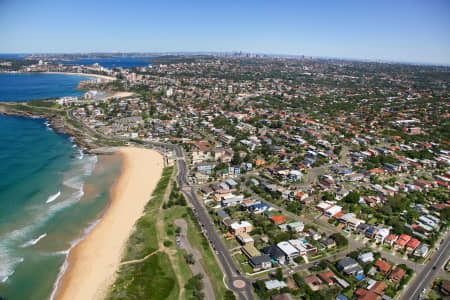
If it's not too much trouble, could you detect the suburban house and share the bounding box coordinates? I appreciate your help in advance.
[317,270,337,287]
[406,238,421,254]
[242,244,261,259]
[354,289,380,300]
[236,232,254,245]
[270,215,287,225]
[230,221,253,235]
[336,257,364,276]
[324,205,342,218]
[265,280,288,290]
[374,260,391,275]
[358,252,375,264]
[277,241,300,262]
[384,234,398,246]
[249,254,272,271]
[394,234,411,251]
[303,275,324,291]
[262,245,286,265]
[374,228,390,244]
[414,244,429,257]
[389,267,406,284]
[287,221,304,232]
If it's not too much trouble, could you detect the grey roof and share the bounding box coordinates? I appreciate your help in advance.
[201,186,213,194]
[262,245,285,259]
[250,254,271,265]
[265,280,287,290]
[225,179,238,186]
[337,257,358,270]
[217,209,230,220]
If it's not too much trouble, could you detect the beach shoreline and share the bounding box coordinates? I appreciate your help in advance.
[106,91,135,99]
[3,71,117,81]
[53,147,164,300]
[44,71,116,81]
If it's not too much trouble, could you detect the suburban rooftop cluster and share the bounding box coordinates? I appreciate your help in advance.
[3,54,449,300]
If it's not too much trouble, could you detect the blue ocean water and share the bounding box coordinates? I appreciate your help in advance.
[0,74,122,300]
[0,54,27,59]
[55,56,153,68]
[0,73,92,102]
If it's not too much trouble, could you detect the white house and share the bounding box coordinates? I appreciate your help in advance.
[375,228,390,244]
[324,205,342,218]
[277,241,299,261]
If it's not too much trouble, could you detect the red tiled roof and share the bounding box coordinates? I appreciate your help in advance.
[375,260,391,273]
[407,238,420,249]
[389,267,406,281]
[270,215,286,225]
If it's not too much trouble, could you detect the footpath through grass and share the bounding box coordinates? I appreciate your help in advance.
[106,166,178,300]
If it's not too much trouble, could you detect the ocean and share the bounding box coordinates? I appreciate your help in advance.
[54,56,153,69]
[0,74,123,300]
[0,73,92,102]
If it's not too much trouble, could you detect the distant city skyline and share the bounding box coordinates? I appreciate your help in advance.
[1,0,449,65]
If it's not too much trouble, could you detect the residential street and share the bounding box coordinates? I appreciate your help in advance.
[401,232,450,300]
[174,145,256,300]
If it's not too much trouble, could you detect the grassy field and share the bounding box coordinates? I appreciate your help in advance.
[185,208,229,299]
[0,102,64,115]
[109,251,179,300]
[106,166,229,300]
[106,167,179,300]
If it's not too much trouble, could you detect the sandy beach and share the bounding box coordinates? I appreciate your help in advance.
[54,147,164,300]
[107,91,135,99]
[45,71,116,81]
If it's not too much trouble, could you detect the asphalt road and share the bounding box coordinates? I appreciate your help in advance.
[401,232,450,300]
[174,146,255,300]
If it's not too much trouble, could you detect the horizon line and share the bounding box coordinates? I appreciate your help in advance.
[1,51,449,67]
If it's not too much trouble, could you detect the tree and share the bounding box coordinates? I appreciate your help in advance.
[295,256,305,264]
[330,233,348,248]
[224,290,236,300]
[441,207,450,223]
[231,151,242,165]
[275,268,284,281]
[343,191,360,204]
[273,232,291,244]
[184,253,195,264]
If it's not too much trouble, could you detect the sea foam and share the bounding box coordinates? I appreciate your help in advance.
[20,233,47,248]
[0,244,24,283]
[46,191,61,203]
[0,154,98,286]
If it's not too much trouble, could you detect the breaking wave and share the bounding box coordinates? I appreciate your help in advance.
[46,191,61,203]
[20,233,47,248]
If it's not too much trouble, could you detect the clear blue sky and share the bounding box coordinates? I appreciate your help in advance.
[1,0,449,64]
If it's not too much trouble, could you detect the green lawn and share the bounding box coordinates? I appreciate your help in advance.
[186,213,229,299]
[108,252,179,300]
[121,166,173,261]
[122,214,159,261]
